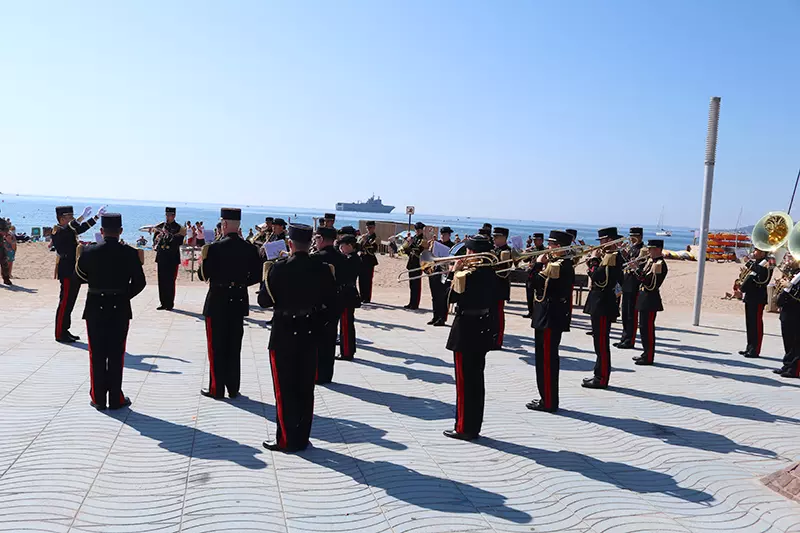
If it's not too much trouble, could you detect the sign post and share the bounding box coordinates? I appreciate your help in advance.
[405,206,415,233]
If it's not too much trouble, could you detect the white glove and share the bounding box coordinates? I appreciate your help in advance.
[80,206,92,219]
[97,206,107,216]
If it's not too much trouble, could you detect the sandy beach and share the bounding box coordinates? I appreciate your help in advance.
[7,242,749,315]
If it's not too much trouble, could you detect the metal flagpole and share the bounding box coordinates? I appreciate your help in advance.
[787,166,800,216]
[692,97,722,326]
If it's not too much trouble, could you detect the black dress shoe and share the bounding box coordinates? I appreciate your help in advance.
[89,401,107,411]
[525,399,557,412]
[200,389,225,399]
[67,331,81,341]
[582,376,594,383]
[780,371,797,378]
[229,392,239,399]
[773,368,786,375]
[738,350,748,355]
[634,359,653,366]
[632,355,643,362]
[109,397,132,410]
[427,318,436,325]
[264,319,273,327]
[56,336,76,344]
[157,305,167,310]
[522,313,531,319]
[442,429,479,441]
[743,353,760,359]
[616,343,634,350]
[585,331,592,336]
[263,439,282,451]
[582,378,608,389]
[433,320,446,327]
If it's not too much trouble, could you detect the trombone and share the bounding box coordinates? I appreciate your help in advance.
[397,251,497,281]
[493,237,627,273]
[622,254,649,274]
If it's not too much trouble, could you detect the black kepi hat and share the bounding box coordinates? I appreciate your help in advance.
[478,227,491,236]
[533,232,544,239]
[220,207,241,221]
[629,227,643,236]
[548,230,572,247]
[366,220,376,227]
[288,223,313,243]
[493,227,509,237]
[647,239,664,248]
[55,206,73,217]
[316,226,337,240]
[597,227,619,240]
[565,228,578,239]
[414,221,426,230]
[272,217,287,227]
[465,234,492,253]
[440,226,453,234]
[265,216,274,223]
[339,225,356,235]
[165,207,176,214]
[339,234,357,246]
[101,213,122,230]
[324,213,336,221]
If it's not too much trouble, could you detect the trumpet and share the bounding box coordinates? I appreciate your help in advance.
[493,238,627,273]
[622,254,649,274]
[397,251,496,281]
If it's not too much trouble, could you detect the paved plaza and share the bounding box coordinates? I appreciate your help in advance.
[1,281,800,532]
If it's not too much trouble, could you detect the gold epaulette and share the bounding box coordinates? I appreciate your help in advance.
[653,261,664,275]
[500,250,511,262]
[452,270,469,294]
[601,251,618,267]
[262,260,273,282]
[543,261,561,279]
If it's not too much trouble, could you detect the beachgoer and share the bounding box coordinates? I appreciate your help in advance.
[76,213,146,410]
[0,218,10,285]
[195,221,205,247]
[186,221,195,247]
[197,208,262,400]
[4,224,17,279]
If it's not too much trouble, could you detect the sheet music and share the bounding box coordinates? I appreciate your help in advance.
[95,232,103,244]
[264,240,288,260]
[432,241,450,258]
[510,235,524,251]
[203,229,215,242]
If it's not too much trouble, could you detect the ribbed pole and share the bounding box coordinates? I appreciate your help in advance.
[692,97,722,326]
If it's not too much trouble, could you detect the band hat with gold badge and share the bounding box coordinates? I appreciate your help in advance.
[101,213,123,230]
[288,223,313,243]
[493,227,509,237]
[548,230,573,247]
[465,234,493,253]
[533,232,544,240]
[264,216,274,223]
[324,213,336,222]
[565,228,578,241]
[272,217,287,228]
[597,227,620,241]
[629,227,644,237]
[165,207,176,215]
[440,226,453,235]
[339,225,357,236]
[316,226,337,240]
[55,206,74,218]
[414,221,426,230]
[220,207,242,221]
[339,234,357,246]
[647,239,664,249]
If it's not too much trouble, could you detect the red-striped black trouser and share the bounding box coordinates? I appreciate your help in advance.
[638,310,658,364]
[534,328,561,411]
[269,347,316,450]
[453,350,487,436]
[591,314,613,385]
[744,301,765,356]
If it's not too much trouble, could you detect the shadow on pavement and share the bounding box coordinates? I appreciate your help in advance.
[326,382,453,421]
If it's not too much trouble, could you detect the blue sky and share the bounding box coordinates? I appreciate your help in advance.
[1,0,798,228]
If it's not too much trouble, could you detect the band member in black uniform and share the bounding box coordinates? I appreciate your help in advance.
[615,227,645,349]
[737,248,773,358]
[404,222,427,310]
[523,233,545,319]
[152,207,185,310]
[262,224,337,452]
[443,235,496,440]
[323,213,337,229]
[53,205,102,342]
[251,216,273,246]
[582,227,622,389]
[777,272,800,377]
[358,221,379,303]
[76,213,146,410]
[0,218,9,285]
[526,230,575,412]
[197,208,262,399]
[270,218,287,243]
[337,234,361,360]
[428,226,455,326]
[490,227,512,350]
[313,226,345,384]
[633,240,669,365]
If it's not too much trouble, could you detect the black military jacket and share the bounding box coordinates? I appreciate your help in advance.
[52,217,97,280]
[492,244,512,301]
[340,251,362,309]
[636,256,668,312]
[405,234,426,270]
[531,257,575,332]
[446,265,497,353]
[198,233,262,317]
[621,243,645,293]
[76,237,146,320]
[262,252,337,350]
[154,221,184,265]
[359,233,379,267]
[313,245,347,317]
[740,259,772,305]
[778,282,800,322]
[584,251,622,317]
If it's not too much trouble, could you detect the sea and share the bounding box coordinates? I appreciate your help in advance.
[0,193,697,250]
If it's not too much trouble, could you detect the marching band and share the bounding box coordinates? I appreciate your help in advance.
[47,202,800,451]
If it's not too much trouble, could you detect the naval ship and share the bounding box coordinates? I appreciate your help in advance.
[336,195,395,213]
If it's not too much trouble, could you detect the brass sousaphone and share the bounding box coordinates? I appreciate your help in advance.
[735,211,796,290]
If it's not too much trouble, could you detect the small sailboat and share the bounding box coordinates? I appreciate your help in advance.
[656,206,672,237]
